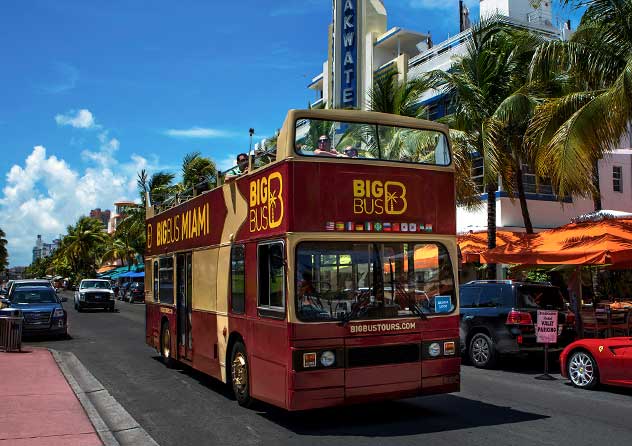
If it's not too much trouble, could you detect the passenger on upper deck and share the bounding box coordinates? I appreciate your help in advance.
[313,135,346,157]
[225,153,249,181]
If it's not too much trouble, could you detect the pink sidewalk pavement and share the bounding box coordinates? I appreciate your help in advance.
[0,348,102,446]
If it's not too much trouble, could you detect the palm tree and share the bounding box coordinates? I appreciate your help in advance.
[367,71,480,209]
[425,20,527,275]
[527,0,632,210]
[182,152,218,192]
[103,236,137,271]
[59,217,109,278]
[0,228,8,273]
[137,169,176,206]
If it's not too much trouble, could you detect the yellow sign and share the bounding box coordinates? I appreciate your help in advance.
[352,179,407,215]
[148,202,211,249]
[249,172,284,232]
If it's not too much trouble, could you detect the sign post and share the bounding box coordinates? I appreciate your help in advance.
[535,309,558,381]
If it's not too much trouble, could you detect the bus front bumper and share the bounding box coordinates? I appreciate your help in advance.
[287,357,460,411]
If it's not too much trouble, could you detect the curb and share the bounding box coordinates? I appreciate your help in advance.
[50,349,159,446]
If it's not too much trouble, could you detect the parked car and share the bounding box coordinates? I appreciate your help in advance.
[74,279,115,312]
[560,337,632,389]
[2,286,67,337]
[126,282,144,303]
[459,280,576,368]
[7,279,55,298]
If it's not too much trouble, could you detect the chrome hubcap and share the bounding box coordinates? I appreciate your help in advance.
[569,353,594,387]
[232,352,247,392]
[472,337,490,364]
[162,327,171,359]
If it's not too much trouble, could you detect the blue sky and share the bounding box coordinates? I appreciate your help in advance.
[0,0,581,266]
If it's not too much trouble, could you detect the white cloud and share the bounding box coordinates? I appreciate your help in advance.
[0,143,152,266]
[55,109,97,129]
[163,127,233,139]
[217,153,238,172]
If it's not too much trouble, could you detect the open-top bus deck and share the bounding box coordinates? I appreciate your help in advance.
[145,109,460,410]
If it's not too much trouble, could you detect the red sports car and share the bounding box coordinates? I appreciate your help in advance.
[560,337,632,389]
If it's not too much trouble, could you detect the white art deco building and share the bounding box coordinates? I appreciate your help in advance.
[308,0,632,233]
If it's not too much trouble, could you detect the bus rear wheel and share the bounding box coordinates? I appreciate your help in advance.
[230,341,253,407]
[160,321,175,368]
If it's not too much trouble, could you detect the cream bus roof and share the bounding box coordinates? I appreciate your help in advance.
[276,109,450,162]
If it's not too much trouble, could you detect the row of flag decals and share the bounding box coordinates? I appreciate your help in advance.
[325,221,433,232]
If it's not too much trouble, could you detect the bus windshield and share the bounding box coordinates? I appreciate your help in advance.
[295,118,450,166]
[295,241,456,322]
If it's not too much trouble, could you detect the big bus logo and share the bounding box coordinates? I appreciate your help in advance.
[249,171,284,232]
[353,179,407,215]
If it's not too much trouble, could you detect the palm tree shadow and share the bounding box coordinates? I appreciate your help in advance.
[255,395,548,437]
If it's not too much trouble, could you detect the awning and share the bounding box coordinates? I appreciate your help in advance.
[97,265,117,274]
[480,218,632,265]
[116,271,144,279]
[458,230,530,263]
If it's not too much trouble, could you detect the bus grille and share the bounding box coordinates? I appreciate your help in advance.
[347,344,420,368]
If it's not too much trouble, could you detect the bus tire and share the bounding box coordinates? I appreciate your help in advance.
[230,341,253,407]
[160,321,175,368]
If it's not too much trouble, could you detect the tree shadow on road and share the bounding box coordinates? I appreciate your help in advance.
[255,394,548,437]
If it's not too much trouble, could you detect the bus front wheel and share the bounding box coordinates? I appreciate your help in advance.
[230,341,253,407]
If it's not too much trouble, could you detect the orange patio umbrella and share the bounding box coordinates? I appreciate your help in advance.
[480,218,632,265]
[458,230,530,263]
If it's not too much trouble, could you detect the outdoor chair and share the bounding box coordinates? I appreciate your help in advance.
[581,310,607,338]
[610,309,629,336]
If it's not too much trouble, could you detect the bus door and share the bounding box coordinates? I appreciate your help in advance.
[176,252,193,360]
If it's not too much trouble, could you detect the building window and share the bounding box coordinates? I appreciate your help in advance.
[613,166,623,192]
[521,164,554,196]
[231,245,246,314]
[159,257,174,304]
[257,241,285,314]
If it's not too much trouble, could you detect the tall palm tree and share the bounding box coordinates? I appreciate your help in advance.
[367,71,480,209]
[425,20,528,275]
[0,228,8,272]
[527,0,632,210]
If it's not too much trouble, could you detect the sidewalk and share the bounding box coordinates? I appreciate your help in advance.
[0,348,102,446]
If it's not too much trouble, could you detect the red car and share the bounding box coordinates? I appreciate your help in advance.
[560,337,632,389]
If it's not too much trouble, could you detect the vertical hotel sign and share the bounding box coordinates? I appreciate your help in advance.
[336,0,358,107]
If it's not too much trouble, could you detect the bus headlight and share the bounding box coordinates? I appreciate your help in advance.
[320,350,335,367]
[428,342,441,357]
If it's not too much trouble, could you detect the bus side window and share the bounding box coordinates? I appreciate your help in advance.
[257,241,286,316]
[230,245,246,314]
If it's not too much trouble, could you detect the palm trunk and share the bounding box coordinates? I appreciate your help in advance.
[592,161,602,212]
[486,182,497,280]
[514,162,534,234]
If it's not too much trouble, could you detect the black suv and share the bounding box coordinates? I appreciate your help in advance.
[460,280,576,368]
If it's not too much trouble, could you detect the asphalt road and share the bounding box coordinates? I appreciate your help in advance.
[26,291,632,446]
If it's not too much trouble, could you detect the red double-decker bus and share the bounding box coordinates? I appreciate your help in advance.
[144,109,460,410]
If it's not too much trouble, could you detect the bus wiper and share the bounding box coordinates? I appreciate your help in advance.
[339,288,371,326]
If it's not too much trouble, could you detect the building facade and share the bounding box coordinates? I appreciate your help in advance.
[32,234,60,263]
[308,0,632,233]
[89,208,111,230]
[107,200,137,234]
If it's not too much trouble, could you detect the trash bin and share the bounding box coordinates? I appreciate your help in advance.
[0,308,23,352]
